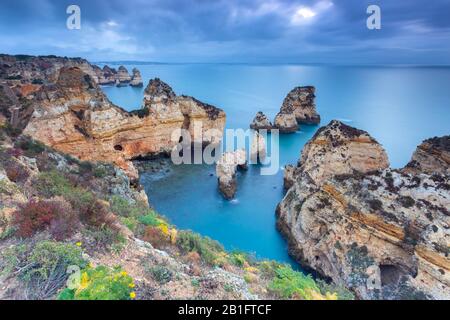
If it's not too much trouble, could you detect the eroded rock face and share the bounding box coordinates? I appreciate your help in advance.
[277,120,449,300]
[404,136,450,175]
[98,65,117,85]
[280,86,320,125]
[298,120,389,185]
[130,68,143,87]
[250,111,274,130]
[216,150,247,200]
[274,113,298,133]
[19,67,225,179]
[116,66,132,86]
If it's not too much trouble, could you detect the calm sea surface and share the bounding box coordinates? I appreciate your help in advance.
[101,64,450,265]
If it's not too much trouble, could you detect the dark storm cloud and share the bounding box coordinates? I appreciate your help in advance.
[0,0,449,64]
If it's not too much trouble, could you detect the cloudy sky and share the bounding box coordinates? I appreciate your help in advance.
[1,0,450,64]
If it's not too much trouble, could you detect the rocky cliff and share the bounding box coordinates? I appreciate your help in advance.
[277,120,449,300]
[0,54,143,89]
[0,55,226,179]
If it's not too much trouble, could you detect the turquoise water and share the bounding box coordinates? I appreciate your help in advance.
[101,64,450,265]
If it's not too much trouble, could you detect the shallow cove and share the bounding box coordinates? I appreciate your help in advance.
[101,63,450,266]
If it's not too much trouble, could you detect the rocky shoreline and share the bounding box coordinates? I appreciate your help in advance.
[1,53,448,300]
[0,55,226,180]
[277,120,449,300]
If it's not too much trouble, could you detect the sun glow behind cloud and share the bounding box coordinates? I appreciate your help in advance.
[291,1,333,25]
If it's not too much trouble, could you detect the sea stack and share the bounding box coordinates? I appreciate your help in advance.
[274,112,298,133]
[130,68,143,87]
[276,120,450,300]
[216,149,247,200]
[280,86,320,125]
[250,111,275,130]
[116,66,132,86]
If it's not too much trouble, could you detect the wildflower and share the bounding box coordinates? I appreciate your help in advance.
[158,224,169,235]
[121,271,128,277]
[129,282,135,288]
[75,242,82,247]
[130,292,136,299]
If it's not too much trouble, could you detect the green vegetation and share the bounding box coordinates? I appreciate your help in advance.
[58,266,135,300]
[268,264,333,300]
[148,265,173,284]
[176,230,224,266]
[0,241,86,299]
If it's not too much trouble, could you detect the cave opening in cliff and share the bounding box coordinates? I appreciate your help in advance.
[380,264,403,286]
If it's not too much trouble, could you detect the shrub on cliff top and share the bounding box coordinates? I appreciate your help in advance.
[13,199,79,239]
[268,265,337,300]
[58,265,135,300]
[1,241,86,299]
[176,230,224,265]
[14,136,46,157]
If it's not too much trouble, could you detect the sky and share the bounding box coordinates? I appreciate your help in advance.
[1,0,450,64]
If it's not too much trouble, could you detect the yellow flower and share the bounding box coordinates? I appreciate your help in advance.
[244,267,259,274]
[130,292,136,299]
[75,242,82,247]
[158,224,169,236]
[79,272,90,290]
[129,283,135,288]
[121,271,128,277]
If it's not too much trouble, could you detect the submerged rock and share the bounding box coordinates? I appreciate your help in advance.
[216,149,247,200]
[280,86,320,125]
[276,120,450,300]
[274,112,298,133]
[250,111,274,130]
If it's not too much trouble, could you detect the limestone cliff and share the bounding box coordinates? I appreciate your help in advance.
[277,120,449,300]
[0,55,226,179]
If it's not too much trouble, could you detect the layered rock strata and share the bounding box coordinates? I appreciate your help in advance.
[404,136,450,175]
[277,120,449,300]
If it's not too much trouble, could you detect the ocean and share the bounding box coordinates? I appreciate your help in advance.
[101,63,450,265]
